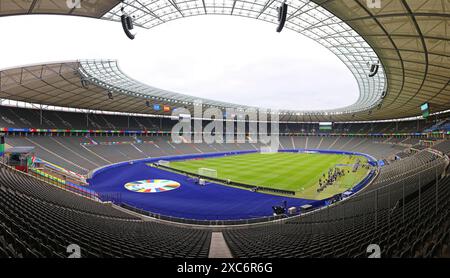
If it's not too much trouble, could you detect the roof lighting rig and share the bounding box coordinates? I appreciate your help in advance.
[120,1,136,40]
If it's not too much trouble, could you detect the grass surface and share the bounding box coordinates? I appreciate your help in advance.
[169,152,370,200]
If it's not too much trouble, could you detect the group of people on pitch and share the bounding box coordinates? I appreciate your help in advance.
[317,167,347,193]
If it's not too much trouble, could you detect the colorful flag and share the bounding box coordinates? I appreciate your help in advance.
[0,135,4,157]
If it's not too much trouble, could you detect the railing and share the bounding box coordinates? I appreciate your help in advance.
[0,162,100,201]
[120,203,288,226]
[282,158,448,226]
[113,156,448,228]
[1,154,447,229]
[157,164,296,196]
[90,149,380,225]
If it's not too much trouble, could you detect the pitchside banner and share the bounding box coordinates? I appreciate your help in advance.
[0,135,4,157]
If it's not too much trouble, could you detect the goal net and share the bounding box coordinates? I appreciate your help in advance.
[260,146,278,154]
[158,160,170,167]
[198,168,217,178]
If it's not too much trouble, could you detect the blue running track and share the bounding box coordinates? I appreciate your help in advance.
[89,161,312,220]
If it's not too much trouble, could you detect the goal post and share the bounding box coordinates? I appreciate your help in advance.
[198,168,217,178]
[158,160,170,167]
[260,146,278,154]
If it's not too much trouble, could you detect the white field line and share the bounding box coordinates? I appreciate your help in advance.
[317,137,324,149]
[81,145,112,164]
[339,137,354,150]
[167,141,177,149]
[50,137,101,168]
[24,137,88,172]
[328,136,340,150]
[348,138,367,151]
[131,143,144,153]
[191,143,204,153]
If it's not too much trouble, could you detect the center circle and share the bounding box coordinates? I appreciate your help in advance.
[124,179,181,193]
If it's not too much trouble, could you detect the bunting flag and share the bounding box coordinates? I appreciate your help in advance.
[0,135,4,157]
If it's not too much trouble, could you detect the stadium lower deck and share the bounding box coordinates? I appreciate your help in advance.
[0,0,449,260]
[168,152,370,198]
[5,134,405,175]
[88,151,372,220]
[91,160,313,220]
[0,108,449,258]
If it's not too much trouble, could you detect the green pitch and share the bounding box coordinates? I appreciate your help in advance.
[169,152,370,200]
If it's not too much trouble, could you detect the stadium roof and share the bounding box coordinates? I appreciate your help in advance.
[0,0,448,122]
[0,0,120,18]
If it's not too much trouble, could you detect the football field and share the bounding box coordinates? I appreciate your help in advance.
[169,152,370,200]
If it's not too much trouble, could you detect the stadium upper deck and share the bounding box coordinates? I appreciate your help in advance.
[0,0,448,122]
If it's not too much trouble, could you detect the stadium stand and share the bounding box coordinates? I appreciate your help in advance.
[0,0,448,259]
[394,151,415,160]
[0,107,437,133]
[0,164,136,219]
[1,123,449,258]
[0,146,447,258]
[0,163,211,258]
[3,134,444,176]
[432,141,450,155]
[224,154,449,258]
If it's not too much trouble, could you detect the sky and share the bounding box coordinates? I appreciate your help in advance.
[0,14,359,111]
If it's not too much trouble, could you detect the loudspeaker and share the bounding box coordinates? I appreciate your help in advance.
[276,3,288,33]
[107,92,114,100]
[80,79,90,89]
[368,64,379,77]
[126,15,134,30]
[121,14,135,40]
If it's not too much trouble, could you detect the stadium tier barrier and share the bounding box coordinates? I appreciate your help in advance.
[0,151,447,257]
[2,127,449,137]
[88,149,378,225]
[279,149,379,166]
[120,203,288,226]
[223,168,449,257]
[29,168,98,200]
[88,150,256,178]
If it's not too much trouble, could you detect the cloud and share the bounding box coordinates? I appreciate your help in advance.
[0,14,358,111]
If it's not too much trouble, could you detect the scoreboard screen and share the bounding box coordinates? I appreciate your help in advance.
[319,122,333,131]
[420,103,430,118]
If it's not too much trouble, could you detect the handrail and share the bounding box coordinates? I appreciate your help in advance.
[0,162,100,202]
